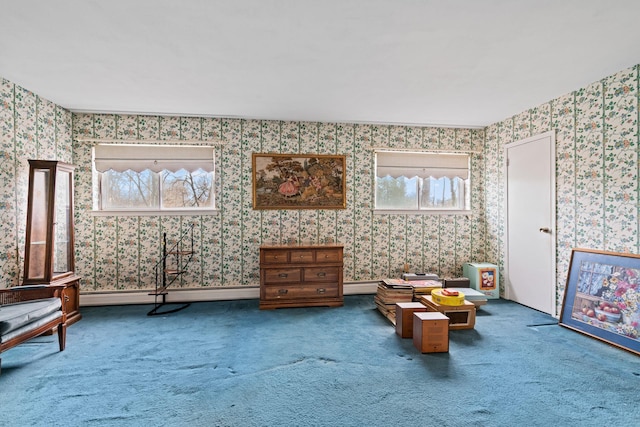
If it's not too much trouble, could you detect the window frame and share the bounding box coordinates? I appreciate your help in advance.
[373,150,472,215]
[92,144,218,216]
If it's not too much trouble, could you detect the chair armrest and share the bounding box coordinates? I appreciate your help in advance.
[0,285,64,305]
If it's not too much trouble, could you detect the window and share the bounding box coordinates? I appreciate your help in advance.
[374,151,470,212]
[93,144,215,212]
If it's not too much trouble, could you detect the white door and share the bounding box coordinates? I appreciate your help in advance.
[505,131,556,316]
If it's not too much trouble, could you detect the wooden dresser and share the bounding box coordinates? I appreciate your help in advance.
[259,244,344,309]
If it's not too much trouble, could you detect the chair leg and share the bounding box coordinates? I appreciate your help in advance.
[58,323,67,351]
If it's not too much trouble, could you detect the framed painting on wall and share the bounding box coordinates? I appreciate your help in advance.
[560,248,640,355]
[252,153,346,209]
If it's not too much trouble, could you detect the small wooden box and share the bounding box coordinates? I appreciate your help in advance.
[413,312,449,353]
[420,295,476,330]
[395,302,428,338]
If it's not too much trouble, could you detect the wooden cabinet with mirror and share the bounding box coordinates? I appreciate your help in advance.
[23,160,81,325]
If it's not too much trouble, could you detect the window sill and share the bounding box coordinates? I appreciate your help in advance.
[91,209,220,217]
[373,209,472,216]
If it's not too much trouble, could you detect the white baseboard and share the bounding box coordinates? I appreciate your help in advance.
[79,281,378,306]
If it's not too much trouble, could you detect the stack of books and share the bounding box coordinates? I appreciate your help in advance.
[407,279,443,298]
[401,273,440,281]
[374,279,413,323]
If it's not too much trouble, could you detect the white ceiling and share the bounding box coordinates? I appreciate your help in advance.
[1,0,639,128]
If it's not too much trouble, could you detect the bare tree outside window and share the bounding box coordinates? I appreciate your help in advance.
[100,168,213,210]
[103,170,159,208]
[376,176,464,210]
[162,169,213,208]
[419,177,464,209]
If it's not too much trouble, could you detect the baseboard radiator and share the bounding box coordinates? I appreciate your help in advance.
[79,281,379,306]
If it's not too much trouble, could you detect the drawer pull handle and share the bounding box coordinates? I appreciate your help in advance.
[278,289,288,295]
[317,288,326,294]
[317,272,326,277]
[64,295,70,302]
[278,273,288,278]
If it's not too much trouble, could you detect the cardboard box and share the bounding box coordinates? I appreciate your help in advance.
[413,311,449,353]
[402,273,439,281]
[463,263,499,299]
[420,295,476,330]
[395,302,428,338]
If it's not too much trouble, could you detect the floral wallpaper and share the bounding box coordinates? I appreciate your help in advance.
[0,78,73,288]
[71,116,486,291]
[1,64,639,313]
[484,64,639,314]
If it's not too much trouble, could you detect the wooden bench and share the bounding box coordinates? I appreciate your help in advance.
[0,285,67,374]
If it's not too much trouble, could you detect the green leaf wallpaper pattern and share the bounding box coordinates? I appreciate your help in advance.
[65,116,488,291]
[484,65,639,314]
[1,64,639,317]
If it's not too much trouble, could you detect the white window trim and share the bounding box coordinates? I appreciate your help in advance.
[373,209,472,215]
[91,209,219,217]
[374,150,471,213]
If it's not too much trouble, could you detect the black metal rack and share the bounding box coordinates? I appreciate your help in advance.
[148,223,195,316]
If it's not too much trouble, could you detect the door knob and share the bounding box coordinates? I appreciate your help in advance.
[539,227,551,234]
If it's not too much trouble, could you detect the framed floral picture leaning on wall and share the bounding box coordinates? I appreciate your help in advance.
[252,153,346,209]
[560,248,640,355]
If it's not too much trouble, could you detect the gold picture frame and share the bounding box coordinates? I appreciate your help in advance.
[252,153,346,210]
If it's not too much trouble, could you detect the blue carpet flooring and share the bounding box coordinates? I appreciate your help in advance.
[1,295,639,427]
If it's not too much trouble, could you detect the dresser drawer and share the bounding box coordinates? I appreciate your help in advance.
[261,250,290,264]
[263,268,301,284]
[315,249,342,263]
[289,250,314,263]
[262,284,339,301]
[304,266,341,282]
